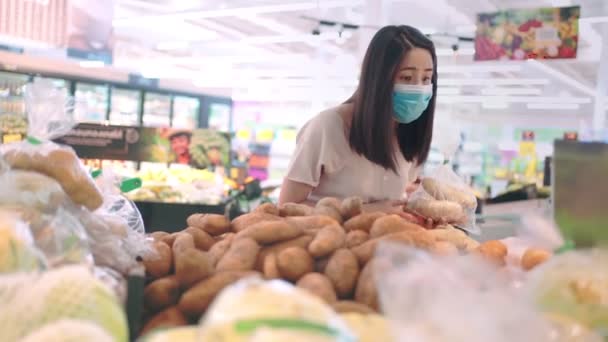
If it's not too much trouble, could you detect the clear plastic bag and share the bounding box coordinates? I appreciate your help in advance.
[406,164,479,233]
[0,265,128,342]
[198,277,356,342]
[0,210,46,273]
[374,241,553,342]
[0,78,103,211]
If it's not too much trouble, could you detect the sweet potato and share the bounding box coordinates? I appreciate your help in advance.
[296,273,337,303]
[255,235,314,270]
[175,249,214,288]
[254,202,280,216]
[216,237,260,272]
[344,212,386,232]
[521,248,551,271]
[316,197,342,211]
[340,197,363,220]
[187,213,231,236]
[279,203,314,217]
[235,220,302,245]
[161,233,179,247]
[184,227,215,251]
[143,276,180,312]
[355,259,379,310]
[346,230,369,248]
[430,241,459,256]
[408,199,466,224]
[178,271,259,317]
[286,216,339,232]
[332,301,375,314]
[315,257,330,273]
[143,241,173,278]
[475,240,508,266]
[140,307,188,336]
[149,231,170,242]
[308,224,346,258]
[369,215,426,239]
[325,249,359,298]
[262,253,280,279]
[277,246,314,282]
[313,205,343,224]
[351,232,416,265]
[208,233,234,266]
[231,212,283,233]
[172,233,195,257]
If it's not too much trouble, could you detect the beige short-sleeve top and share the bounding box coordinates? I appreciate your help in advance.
[285,106,420,203]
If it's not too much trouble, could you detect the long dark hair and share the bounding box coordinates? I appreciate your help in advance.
[348,25,437,172]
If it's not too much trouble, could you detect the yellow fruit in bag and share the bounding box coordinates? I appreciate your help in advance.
[0,213,41,272]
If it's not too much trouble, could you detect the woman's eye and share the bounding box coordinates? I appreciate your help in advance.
[423,77,431,84]
[400,75,412,81]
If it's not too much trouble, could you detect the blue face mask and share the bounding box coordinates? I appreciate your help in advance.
[392,84,433,124]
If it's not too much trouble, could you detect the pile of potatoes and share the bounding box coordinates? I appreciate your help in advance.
[139,197,550,335]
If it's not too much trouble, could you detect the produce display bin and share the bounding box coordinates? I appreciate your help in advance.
[135,200,228,232]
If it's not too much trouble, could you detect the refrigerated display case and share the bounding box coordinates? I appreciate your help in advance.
[74,82,109,123]
[0,71,28,142]
[143,92,171,127]
[172,95,199,129]
[110,87,141,125]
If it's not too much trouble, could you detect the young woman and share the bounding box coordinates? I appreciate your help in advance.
[279,25,437,214]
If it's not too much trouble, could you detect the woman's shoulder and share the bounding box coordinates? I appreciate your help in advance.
[302,104,352,136]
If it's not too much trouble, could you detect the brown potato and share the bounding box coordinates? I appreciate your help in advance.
[216,237,260,272]
[521,248,551,271]
[143,241,173,279]
[172,233,195,257]
[161,233,179,247]
[308,224,346,258]
[149,231,170,242]
[235,220,302,245]
[296,273,337,304]
[186,213,231,236]
[178,271,259,317]
[184,227,215,251]
[346,230,369,248]
[355,259,379,310]
[143,276,180,312]
[262,253,280,279]
[332,301,375,314]
[140,306,188,336]
[286,216,339,232]
[313,205,343,224]
[255,235,314,270]
[325,249,359,298]
[344,212,386,232]
[316,197,342,211]
[254,202,280,216]
[340,197,363,221]
[175,249,214,288]
[208,233,234,266]
[231,212,283,233]
[277,246,314,282]
[369,215,426,239]
[279,203,314,217]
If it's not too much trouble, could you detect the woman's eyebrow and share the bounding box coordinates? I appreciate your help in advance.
[399,67,434,71]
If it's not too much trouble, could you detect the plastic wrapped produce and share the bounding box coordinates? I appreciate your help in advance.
[0,265,128,342]
[198,277,356,342]
[19,319,114,342]
[374,242,552,342]
[0,78,103,211]
[0,211,45,272]
[406,164,478,233]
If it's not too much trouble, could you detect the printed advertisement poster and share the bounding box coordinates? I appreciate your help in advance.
[475,6,580,61]
[56,124,231,169]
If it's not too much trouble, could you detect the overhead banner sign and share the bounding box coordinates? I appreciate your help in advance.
[55,123,231,169]
[475,6,580,61]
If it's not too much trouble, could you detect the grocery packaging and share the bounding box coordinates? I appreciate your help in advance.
[0,211,44,272]
[406,164,479,233]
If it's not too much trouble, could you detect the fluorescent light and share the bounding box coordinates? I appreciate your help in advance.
[436,47,475,56]
[482,101,509,109]
[437,87,461,96]
[440,95,591,104]
[156,41,190,50]
[527,103,580,110]
[79,60,105,68]
[114,0,361,26]
[439,63,522,74]
[481,87,543,96]
[440,78,550,86]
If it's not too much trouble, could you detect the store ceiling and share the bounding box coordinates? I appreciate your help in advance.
[111,0,608,113]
